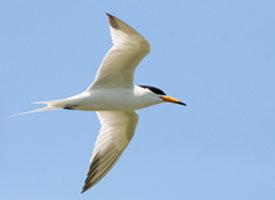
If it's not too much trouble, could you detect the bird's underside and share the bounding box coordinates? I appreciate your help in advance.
[81,111,138,192]
[81,13,151,192]
[19,13,185,194]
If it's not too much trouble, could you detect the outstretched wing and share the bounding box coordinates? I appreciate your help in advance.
[87,13,150,90]
[81,111,138,193]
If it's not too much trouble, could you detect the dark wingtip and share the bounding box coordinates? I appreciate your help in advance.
[106,13,116,21]
[81,180,89,194]
[81,184,90,194]
[106,13,119,29]
[106,13,112,17]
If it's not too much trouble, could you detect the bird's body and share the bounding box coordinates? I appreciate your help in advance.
[50,86,162,111]
[20,13,186,193]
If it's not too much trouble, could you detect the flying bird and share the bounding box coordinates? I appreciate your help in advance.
[20,13,186,193]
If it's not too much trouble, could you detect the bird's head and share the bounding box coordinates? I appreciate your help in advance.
[139,85,186,106]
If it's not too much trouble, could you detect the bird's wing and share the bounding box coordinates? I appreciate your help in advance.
[87,13,150,90]
[81,111,138,193]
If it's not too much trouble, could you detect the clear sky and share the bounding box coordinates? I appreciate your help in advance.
[1,0,275,199]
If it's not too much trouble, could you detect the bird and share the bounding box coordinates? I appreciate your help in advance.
[18,13,186,193]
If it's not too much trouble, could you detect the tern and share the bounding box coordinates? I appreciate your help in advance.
[19,13,186,193]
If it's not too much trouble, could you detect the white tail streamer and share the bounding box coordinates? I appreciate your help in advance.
[9,101,61,118]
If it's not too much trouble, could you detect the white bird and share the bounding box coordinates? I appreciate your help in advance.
[20,13,186,193]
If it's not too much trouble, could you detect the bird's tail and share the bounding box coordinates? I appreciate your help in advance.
[10,99,67,117]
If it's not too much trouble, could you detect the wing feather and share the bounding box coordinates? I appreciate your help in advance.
[87,14,150,90]
[81,111,138,193]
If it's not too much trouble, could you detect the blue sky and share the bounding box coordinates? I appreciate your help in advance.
[1,0,275,199]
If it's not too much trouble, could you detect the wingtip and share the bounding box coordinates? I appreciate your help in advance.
[106,12,112,17]
[106,13,119,29]
[80,185,86,193]
[106,13,115,20]
[81,185,90,194]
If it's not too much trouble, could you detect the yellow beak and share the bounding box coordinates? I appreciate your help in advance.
[161,96,186,106]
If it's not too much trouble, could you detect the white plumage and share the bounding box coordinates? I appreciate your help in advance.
[88,13,150,90]
[18,13,185,193]
[82,111,138,191]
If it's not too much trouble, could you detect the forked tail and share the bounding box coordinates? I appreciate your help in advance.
[10,99,66,117]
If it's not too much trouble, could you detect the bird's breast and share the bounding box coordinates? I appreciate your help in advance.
[72,88,161,111]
